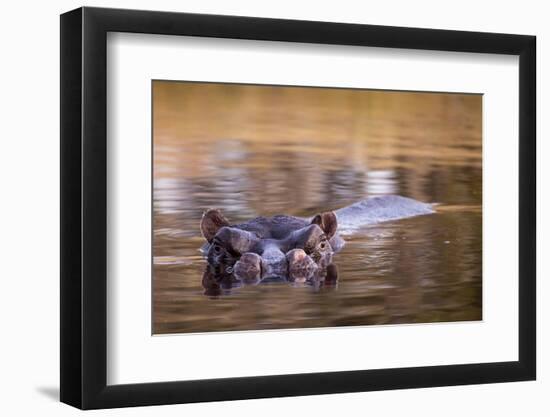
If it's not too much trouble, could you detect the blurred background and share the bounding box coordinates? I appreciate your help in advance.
[152,81,482,334]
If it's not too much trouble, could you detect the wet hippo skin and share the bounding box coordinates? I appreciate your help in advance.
[201,209,338,282]
[200,195,434,287]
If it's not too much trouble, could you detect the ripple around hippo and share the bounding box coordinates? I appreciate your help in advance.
[199,195,434,293]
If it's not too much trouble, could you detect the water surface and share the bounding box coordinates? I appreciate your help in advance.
[152,82,482,334]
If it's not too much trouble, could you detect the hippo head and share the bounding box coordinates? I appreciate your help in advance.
[200,209,338,282]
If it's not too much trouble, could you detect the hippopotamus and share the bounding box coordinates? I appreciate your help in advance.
[200,195,434,287]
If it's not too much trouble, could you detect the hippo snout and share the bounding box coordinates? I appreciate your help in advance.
[233,245,290,281]
[233,250,289,281]
[233,246,321,283]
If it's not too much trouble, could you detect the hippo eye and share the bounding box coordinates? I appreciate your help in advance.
[213,244,222,253]
[319,241,327,250]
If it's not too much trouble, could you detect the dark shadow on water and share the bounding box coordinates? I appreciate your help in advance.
[201,263,339,297]
[36,386,59,401]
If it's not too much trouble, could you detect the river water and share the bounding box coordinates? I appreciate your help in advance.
[152,81,482,334]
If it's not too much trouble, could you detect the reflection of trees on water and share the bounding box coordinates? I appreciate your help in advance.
[154,156,481,220]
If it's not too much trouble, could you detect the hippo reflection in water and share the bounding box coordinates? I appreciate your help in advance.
[200,195,434,294]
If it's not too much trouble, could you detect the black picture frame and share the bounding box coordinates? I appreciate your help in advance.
[60,6,536,410]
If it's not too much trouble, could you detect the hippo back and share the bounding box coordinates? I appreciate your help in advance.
[334,195,434,235]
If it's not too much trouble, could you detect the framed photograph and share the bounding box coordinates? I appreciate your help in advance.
[60,6,536,409]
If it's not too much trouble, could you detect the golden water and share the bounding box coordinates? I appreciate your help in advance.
[152,81,482,334]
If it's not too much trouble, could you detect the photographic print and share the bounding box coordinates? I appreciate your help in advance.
[152,81,482,335]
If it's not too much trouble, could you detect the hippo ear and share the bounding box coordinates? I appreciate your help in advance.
[200,209,230,242]
[311,211,337,239]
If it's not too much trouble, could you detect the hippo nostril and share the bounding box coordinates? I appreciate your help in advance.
[233,253,263,282]
[286,248,308,264]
